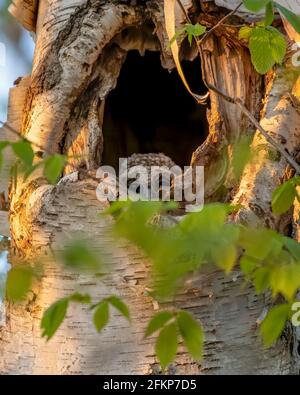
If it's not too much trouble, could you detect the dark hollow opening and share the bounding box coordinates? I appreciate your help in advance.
[102,50,209,169]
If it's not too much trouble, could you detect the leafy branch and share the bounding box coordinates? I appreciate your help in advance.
[145,310,204,369]
[241,1,300,73]
[0,120,66,185]
[104,200,300,359]
[0,120,100,185]
[19,198,300,367]
[41,293,130,341]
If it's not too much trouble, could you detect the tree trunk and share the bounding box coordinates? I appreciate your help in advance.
[1,0,300,374]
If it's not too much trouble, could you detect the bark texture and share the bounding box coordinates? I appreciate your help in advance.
[1,0,300,374]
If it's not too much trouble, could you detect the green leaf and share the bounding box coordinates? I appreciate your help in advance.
[270,263,300,300]
[274,2,300,34]
[169,28,186,47]
[61,241,103,272]
[212,244,237,274]
[283,237,300,261]
[0,141,9,151]
[239,26,253,41]
[185,23,206,38]
[0,141,9,172]
[108,295,130,321]
[12,141,34,167]
[267,26,287,63]
[6,266,34,302]
[180,203,228,233]
[264,1,274,26]
[0,136,10,170]
[248,28,271,74]
[155,323,178,369]
[145,311,174,337]
[272,180,296,214]
[231,135,254,179]
[239,227,282,261]
[0,141,10,170]
[293,176,300,187]
[10,162,18,189]
[102,200,131,216]
[243,0,270,12]
[93,301,109,332]
[249,27,286,74]
[253,267,271,293]
[23,162,43,181]
[41,298,69,341]
[177,311,204,360]
[240,255,257,275]
[260,304,290,347]
[69,292,91,304]
[44,154,65,184]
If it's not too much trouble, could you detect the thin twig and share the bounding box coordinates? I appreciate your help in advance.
[235,100,300,174]
[175,0,191,22]
[198,2,243,45]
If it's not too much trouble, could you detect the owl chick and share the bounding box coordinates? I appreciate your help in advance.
[127,152,177,188]
[96,153,177,203]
